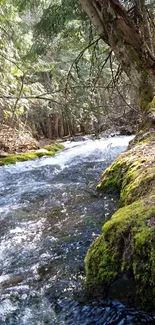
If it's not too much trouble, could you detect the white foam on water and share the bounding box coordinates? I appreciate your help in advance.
[0,135,134,174]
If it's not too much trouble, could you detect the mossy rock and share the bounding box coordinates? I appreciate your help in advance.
[85,198,155,310]
[44,143,64,152]
[85,137,155,311]
[0,143,64,166]
[97,142,155,206]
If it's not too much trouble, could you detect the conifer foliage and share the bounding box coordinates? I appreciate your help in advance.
[0,0,147,140]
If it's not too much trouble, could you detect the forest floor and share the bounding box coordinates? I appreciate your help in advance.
[0,120,137,155]
[0,125,39,153]
[0,124,65,165]
[0,124,82,154]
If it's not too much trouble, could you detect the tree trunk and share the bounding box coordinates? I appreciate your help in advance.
[58,114,64,138]
[80,0,155,131]
[53,112,59,139]
[45,114,52,138]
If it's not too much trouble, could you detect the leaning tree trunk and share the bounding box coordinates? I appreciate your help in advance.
[80,0,155,131]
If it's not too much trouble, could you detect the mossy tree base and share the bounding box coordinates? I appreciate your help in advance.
[85,137,155,311]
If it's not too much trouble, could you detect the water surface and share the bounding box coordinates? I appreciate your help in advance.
[0,135,154,324]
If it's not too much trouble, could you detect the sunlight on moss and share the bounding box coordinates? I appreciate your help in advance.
[85,137,155,310]
[0,143,64,166]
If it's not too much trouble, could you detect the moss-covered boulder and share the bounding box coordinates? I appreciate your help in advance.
[85,138,155,311]
[0,143,64,166]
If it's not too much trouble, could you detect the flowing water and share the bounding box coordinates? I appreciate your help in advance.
[0,135,154,325]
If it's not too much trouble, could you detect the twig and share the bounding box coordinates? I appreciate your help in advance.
[65,37,101,94]
[0,51,21,69]
[109,55,137,112]
[0,95,63,105]
[91,50,112,94]
[11,74,25,123]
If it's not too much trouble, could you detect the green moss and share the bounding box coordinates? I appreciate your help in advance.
[85,198,155,309]
[137,138,150,145]
[121,167,155,206]
[97,148,155,206]
[0,153,36,165]
[44,143,64,152]
[140,75,154,111]
[85,137,155,310]
[85,235,118,289]
[0,143,64,166]
[140,90,153,111]
[147,96,155,109]
[97,156,127,192]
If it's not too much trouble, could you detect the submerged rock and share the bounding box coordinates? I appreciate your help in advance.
[71,136,88,142]
[1,275,24,288]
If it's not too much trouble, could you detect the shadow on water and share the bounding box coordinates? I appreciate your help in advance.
[0,135,154,324]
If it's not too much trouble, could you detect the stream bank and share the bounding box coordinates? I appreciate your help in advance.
[0,143,64,166]
[0,135,154,324]
[85,133,155,312]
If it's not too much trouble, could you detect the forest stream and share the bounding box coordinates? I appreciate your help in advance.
[0,135,154,325]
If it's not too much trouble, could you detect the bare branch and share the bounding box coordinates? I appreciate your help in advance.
[0,51,21,70]
[11,74,25,122]
[0,95,63,106]
[91,50,112,93]
[65,37,101,94]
